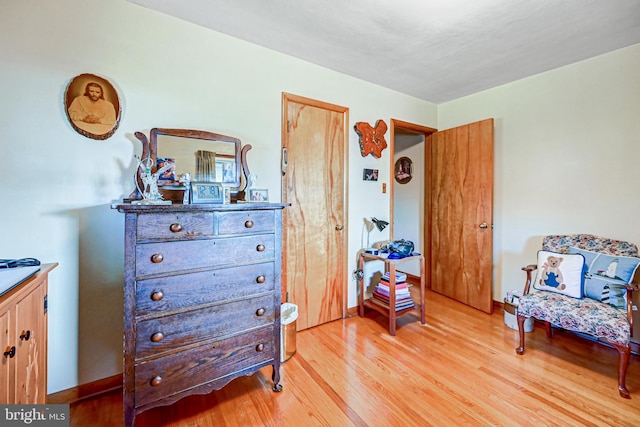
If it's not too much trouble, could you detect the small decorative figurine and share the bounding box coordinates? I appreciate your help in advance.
[179,173,191,204]
[132,157,173,205]
[248,173,258,189]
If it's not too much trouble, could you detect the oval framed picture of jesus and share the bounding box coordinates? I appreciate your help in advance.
[64,73,121,140]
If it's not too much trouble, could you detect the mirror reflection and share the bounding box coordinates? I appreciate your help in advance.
[129,128,249,204]
[157,135,238,186]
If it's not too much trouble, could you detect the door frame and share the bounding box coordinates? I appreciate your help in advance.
[281,92,350,319]
[389,119,437,287]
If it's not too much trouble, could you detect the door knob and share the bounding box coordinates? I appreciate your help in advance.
[4,346,15,358]
[335,224,344,231]
[479,223,488,229]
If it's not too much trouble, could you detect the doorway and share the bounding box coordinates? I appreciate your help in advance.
[281,93,348,331]
[390,119,494,313]
[390,120,436,279]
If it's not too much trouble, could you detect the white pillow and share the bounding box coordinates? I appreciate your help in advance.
[533,250,585,298]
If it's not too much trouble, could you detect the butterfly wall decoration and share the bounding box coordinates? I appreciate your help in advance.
[354,120,388,158]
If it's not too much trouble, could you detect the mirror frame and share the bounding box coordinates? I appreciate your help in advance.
[128,128,251,203]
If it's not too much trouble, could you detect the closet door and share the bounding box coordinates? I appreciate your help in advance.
[430,119,494,313]
[282,93,347,330]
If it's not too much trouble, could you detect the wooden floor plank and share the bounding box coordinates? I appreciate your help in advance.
[70,289,640,426]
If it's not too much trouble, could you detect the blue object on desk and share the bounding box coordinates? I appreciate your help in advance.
[381,239,414,258]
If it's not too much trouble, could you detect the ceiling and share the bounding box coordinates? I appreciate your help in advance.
[129,0,640,103]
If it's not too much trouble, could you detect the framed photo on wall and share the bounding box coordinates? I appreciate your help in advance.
[363,168,378,181]
[64,73,121,140]
[394,157,413,184]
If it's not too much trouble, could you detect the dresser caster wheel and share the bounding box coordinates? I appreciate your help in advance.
[272,384,283,392]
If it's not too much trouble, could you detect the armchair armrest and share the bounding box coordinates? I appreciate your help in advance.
[624,283,639,292]
[521,264,538,295]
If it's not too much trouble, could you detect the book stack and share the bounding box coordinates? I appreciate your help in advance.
[370,271,414,311]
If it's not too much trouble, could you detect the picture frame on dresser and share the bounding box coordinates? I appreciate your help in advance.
[249,189,269,202]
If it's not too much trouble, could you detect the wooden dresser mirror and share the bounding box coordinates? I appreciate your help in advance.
[128,128,252,203]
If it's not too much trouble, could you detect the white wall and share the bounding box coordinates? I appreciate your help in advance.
[0,0,437,393]
[438,43,640,302]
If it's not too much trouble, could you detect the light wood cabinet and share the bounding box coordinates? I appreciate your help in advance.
[0,263,56,404]
[115,204,286,427]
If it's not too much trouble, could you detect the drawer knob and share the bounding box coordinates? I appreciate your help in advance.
[151,291,164,301]
[256,244,265,252]
[256,308,266,316]
[3,346,16,359]
[20,330,31,341]
[151,254,164,263]
[256,343,265,352]
[151,332,164,342]
[150,376,162,387]
[245,220,254,229]
[256,275,266,284]
[169,223,183,233]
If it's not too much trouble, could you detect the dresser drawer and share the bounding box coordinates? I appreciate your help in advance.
[134,326,274,408]
[137,212,214,240]
[136,262,276,316]
[135,293,275,359]
[218,210,275,235]
[135,234,275,277]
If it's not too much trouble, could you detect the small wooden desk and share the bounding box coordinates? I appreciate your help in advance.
[358,252,425,335]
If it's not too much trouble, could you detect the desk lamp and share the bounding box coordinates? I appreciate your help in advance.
[363,217,389,254]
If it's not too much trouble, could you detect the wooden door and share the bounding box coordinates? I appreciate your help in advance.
[282,93,348,331]
[430,119,494,313]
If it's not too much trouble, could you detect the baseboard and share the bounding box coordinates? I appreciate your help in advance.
[47,373,122,404]
[346,306,359,317]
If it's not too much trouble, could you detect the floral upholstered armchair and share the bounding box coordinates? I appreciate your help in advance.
[515,234,640,398]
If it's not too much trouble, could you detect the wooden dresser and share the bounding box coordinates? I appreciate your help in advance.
[114,203,286,426]
[0,263,56,404]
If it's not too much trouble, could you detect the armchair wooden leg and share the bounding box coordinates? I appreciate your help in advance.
[516,314,527,354]
[613,343,631,399]
[544,321,553,338]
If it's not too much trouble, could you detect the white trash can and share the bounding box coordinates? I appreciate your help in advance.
[504,299,533,332]
[280,303,298,363]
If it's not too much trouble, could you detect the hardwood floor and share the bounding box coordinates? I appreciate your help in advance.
[69,289,640,426]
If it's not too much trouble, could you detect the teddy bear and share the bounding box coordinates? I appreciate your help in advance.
[540,255,566,290]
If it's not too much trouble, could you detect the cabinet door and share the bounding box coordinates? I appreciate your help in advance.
[0,308,13,403]
[14,282,46,404]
